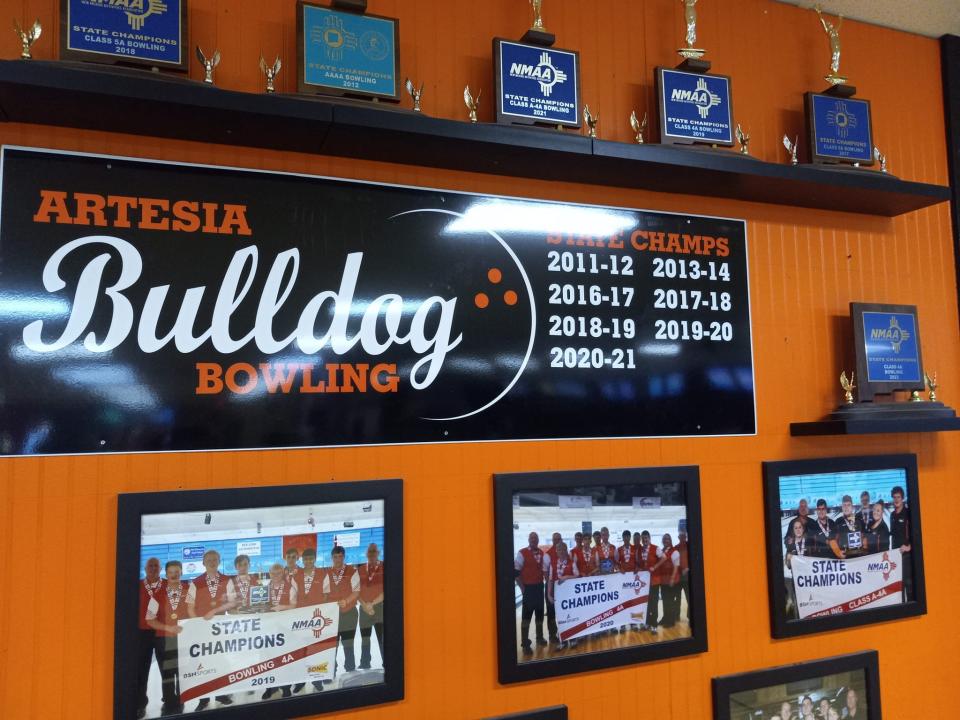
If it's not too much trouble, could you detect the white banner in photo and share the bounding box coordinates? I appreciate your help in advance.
[554,571,650,641]
[236,541,261,556]
[792,549,903,619]
[333,532,361,548]
[176,603,340,703]
[558,495,592,509]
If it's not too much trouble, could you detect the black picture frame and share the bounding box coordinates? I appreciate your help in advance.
[494,465,707,684]
[762,454,926,639]
[485,706,568,720]
[850,302,926,402]
[805,92,875,166]
[493,38,582,129]
[712,650,882,720]
[655,66,736,147]
[114,479,404,720]
[296,0,401,102]
[59,0,189,72]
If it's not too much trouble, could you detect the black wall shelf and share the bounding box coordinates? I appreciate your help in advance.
[0,60,950,217]
[791,417,960,436]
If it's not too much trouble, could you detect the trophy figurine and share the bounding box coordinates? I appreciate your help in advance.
[782,134,799,165]
[925,371,938,402]
[530,0,546,31]
[873,146,888,173]
[464,85,481,123]
[678,0,705,60]
[196,47,221,85]
[735,124,750,155]
[13,18,41,60]
[405,78,424,112]
[840,371,856,405]
[814,5,847,86]
[259,55,282,94]
[630,110,647,144]
[583,105,599,138]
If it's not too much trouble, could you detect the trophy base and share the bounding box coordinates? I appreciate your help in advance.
[521,28,556,47]
[678,48,707,61]
[827,400,957,422]
[823,80,856,97]
[332,0,368,12]
[811,163,898,179]
[675,57,711,74]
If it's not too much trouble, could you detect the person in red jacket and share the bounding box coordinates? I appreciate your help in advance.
[188,549,238,710]
[326,545,361,677]
[262,562,299,700]
[677,530,690,623]
[145,560,195,716]
[136,557,163,719]
[358,543,384,670]
[617,530,636,633]
[514,531,547,655]
[637,531,661,634]
[543,532,562,645]
[571,533,597,578]
[227,554,261,613]
[292,548,326,694]
[546,542,578,649]
[657,534,681,628]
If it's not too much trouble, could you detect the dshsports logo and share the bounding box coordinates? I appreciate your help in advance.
[826,100,859,140]
[867,552,897,581]
[509,51,568,97]
[870,316,911,353]
[83,0,169,31]
[182,663,217,680]
[670,76,722,119]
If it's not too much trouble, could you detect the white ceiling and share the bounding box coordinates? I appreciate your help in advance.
[774,0,960,38]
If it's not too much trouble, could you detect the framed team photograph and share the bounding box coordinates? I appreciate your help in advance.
[494,466,707,684]
[763,454,926,639]
[712,650,881,720]
[114,480,403,720]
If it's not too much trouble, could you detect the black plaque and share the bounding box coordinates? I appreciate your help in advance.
[0,146,755,456]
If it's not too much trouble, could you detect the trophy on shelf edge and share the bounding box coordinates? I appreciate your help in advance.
[655,0,735,149]
[803,5,879,170]
[296,0,401,101]
[493,0,581,130]
[819,302,958,425]
[58,0,188,72]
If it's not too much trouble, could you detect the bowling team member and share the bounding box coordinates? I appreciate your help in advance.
[358,543,384,670]
[261,563,299,700]
[136,558,163,719]
[658,534,681,628]
[617,530,636,633]
[784,498,819,550]
[858,491,873,529]
[227,554,260,613]
[284,547,301,580]
[863,501,890,554]
[843,688,862,718]
[811,499,839,558]
[834,495,866,558]
[145,560,195,716]
[189,550,237,710]
[889,485,912,601]
[326,545,361,675]
[780,700,796,720]
[784,517,810,619]
[514,532,546,655]
[545,542,578,649]
[595,527,618,574]
[676,530,690,623]
[292,547,327,693]
[572,533,597,578]
[543,532,562,645]
[637,530,660,634]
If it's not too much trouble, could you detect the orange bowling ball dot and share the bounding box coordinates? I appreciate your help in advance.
[503,290,518,306]
[475,293,490,308]
[488,268,502,284]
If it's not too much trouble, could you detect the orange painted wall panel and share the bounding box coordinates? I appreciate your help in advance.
[0,1,957,718]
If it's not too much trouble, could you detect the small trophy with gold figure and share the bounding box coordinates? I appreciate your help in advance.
[925,371,938,402]
[840,371,856,405]
[13,18,41,60]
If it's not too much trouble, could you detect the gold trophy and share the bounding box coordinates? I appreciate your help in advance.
[814,5,847,86]
[405,78,424,112]
[925,371,938,402]
[840,371,856,405]
[629,110,647,144]
[13,18,41,60]
[782,134,799,165]
[735,124,750,155]
[678,0,705,60]
[873,146,888,173]
[259,55,282,94]
[583,105,599,138]
[196,47,221,85]
[530,0,546,31]
[464,86,481,123]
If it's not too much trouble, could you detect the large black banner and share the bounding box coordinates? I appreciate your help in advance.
[0,147,754,456]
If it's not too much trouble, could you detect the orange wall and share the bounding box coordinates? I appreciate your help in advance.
[0,1,957,718]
